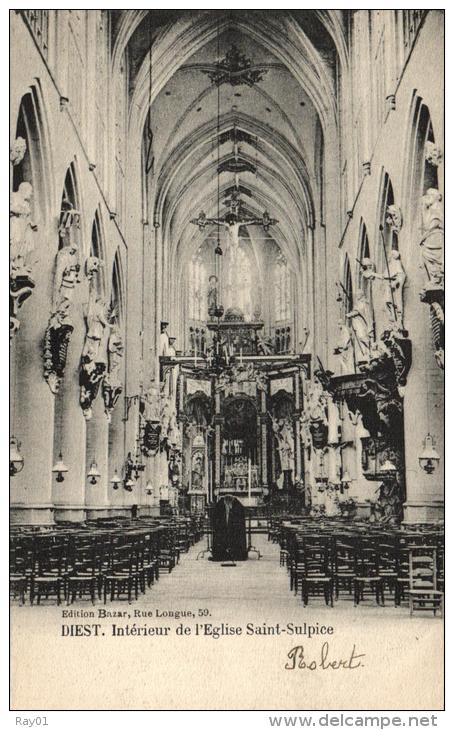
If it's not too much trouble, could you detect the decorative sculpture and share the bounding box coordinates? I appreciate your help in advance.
[334,320,354,374]
[191,207,277,258]
[140,383,161,456]
[346,291,373,362]
[385,205,403,234]
[52,243,81,315]
[43,299,74,394]
[202,44,268,88]
[420,188,444,288]
[382,251,406,330]
[10,182,37,276]
[425,141,443,167]
[207,275,220,319]
[102,325,124,421]
[305,376,329,449]
[10,137,27,166]
[272,417,295,477]
[79,293,114,419]
[10,181,37,337]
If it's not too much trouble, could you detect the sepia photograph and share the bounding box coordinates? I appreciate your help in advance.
[9,8,444,712]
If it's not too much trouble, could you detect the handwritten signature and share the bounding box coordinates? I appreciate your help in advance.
[285,642,365,671]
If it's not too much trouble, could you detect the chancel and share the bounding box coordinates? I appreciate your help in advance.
[10,10,443,623]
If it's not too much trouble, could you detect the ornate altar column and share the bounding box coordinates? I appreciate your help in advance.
[259,389,268,488]
[214,391,222,493]
[293,371,302,482]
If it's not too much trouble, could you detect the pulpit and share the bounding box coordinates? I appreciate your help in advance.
[211,495,247,561]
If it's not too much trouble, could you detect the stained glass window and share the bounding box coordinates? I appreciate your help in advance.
[274,255,291,321]
[189,256,207,321]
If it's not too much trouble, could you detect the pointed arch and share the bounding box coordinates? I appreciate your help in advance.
[12,82,53,223]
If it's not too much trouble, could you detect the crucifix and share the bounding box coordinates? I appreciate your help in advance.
[190,198,278,256]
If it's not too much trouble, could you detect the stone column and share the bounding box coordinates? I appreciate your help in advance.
[293,371,302,480]
[402,289,444,522]
[85,394,109,519]
[11,220,56,525]
[52,279,88,523]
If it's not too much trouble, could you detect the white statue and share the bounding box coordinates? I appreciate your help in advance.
[272,417,295,472]
[10,137,27,166]
[10,182,37,274]
[346,291,373,361]
[82,296,113,366]
[421,188,444,288]
[53,243,81,312]
[143,383,160,422]
[425,142,443,167]
[382,250,406,328]
[386,205,403,234]
[106,326,123,381]
[305,378,328,424]
[85,256,103,282]
[160,321,170,356]
[334,320,354,373]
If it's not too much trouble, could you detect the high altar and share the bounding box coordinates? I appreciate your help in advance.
[160,308,310,510]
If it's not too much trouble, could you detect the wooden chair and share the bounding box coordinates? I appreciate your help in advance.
[300,540,334,607]
[30,538,71,606]
[409,548,443,617]
[66,537,105,605]
[103,540,141,603]
[353,542,385,606]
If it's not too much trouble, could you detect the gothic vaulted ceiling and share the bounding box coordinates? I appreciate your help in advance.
[113,10,346,276]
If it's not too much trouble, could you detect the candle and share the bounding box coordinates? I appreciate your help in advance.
[240,347,243,366]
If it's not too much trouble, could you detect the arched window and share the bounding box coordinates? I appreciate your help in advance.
[274,255,291,322]
[343,256,353,320]
[225,246,253,319]
[188,254,207,322]
[90,211,106,296]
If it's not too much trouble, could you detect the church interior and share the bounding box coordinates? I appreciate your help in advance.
[10,10,444,614]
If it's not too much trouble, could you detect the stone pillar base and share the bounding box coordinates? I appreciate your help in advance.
[10,504,55,525]
[85,506,111,520]
[403,500,444,524]
[54,506,86,523]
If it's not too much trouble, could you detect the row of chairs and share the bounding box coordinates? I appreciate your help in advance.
[278,521,443,615]
[9,515,203,606]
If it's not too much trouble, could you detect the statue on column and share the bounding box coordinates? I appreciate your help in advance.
[334,319,354,373]
[52,242,82,316]
[420,188,444,289]
[80,283,114,419]
[10,181,38,337]
[272,417,295,489]
[43,299,74,394]
[207,275,220,319]
[43,215,83,391]
[141,383,161,457]
[346,291,373,362]
[10,182,37,275]
[102,325,124,421]
[382,251,406,330]
[10,137,27,167]
[160,321,170,356]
